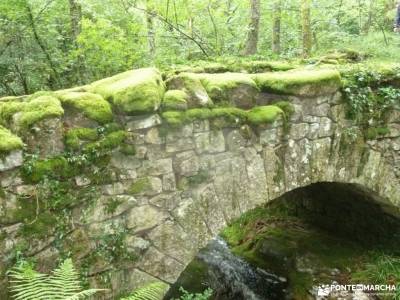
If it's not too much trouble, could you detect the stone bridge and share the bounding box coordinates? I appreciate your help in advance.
[0,63,399,298]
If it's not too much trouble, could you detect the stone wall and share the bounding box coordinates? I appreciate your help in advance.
[0,70,399,298]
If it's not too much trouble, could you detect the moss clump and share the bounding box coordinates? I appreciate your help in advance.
[162,90,188,111]
[242,61,295,73]
[196,73,259,103]
[84,130,127,152]
[247,106,284,125]
[252,69,342,96]
[162,106,284,126]
[58,92,113,124]
[0,126,23,153]
[129,177,151,195]
[365,126,390,140]
[65,127,99,150]
[166,73,212,108]
[21,156,75,183]
[15,96,64,129]
[88,68,165,115]
[0,101,25,126]
[272,101,295,117]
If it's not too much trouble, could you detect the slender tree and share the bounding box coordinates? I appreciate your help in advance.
[69,0,84,82]
[146,0,156,62]
[243,0,260,55]
[301,0,312,57]
[272,0,282,54]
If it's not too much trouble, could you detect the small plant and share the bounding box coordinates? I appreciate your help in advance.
[173,287,213,300]
[8,259,106,300]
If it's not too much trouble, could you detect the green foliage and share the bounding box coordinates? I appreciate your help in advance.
[120,282,169,300]
[8,259,106,300]
[352,253,400,300]
[0,125,23,153]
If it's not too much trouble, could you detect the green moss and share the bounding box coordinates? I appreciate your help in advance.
[19,211,58,239]
[21,156,75,183]
[84,130,127,152]
[88,68,165,115]
[0,101,25,126]
[16,96,64,129]
[196,73,259,103]
[242,61,295,73]
[0,126,23,153]
[252,69,342,96]
[120,144,136,155]
[166,73,212,107]
[58,92,113,124]
[365,126,390,140]
[162,106,284,126]
[129,177,151,195]
[272,101,295,117]
[247,106,283,125]
[65,127,99,150]
[162,90,188,111]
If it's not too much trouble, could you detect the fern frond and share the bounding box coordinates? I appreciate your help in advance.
[65,289,109,300]
[9,259,106,300]
[121,282,169,300]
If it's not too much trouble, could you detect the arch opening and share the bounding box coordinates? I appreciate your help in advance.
[165,182,400,300]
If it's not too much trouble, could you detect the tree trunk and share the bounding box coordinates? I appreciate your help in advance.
[68,0,84,83]
[301,0,312,58]
[25,4,60,88]
[146,0,156,62]
[272,0,281,54]
[243,0,260,55]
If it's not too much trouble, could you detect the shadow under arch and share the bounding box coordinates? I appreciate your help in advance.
[164,181,400,300]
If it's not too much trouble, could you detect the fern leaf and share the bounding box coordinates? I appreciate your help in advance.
[65,289,109,300]
[121,282,169,300]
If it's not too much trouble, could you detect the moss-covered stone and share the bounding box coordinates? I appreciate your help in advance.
[162,90,188,111]
[252,69,342,96]
[88,68,165,115]
[162,106,283,126]
[129,177,151,195]
[14,96,64,129]
[0,126,23,153]
[196,73,259,108]
[57,92,113,124]
[0,101,25,126]
[166,73,212,108]
[247,106,284,125]
[242,61,295,73]
[65,127,99,150]
[21,156,75,183]
[84,130,127,152]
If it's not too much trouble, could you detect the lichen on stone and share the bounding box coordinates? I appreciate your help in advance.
[129,177,151,195]
[252,69,342,96]
[0,125,23,153]
[162,90,188,111]
[88,68,165,115]
[57,92,113,124]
